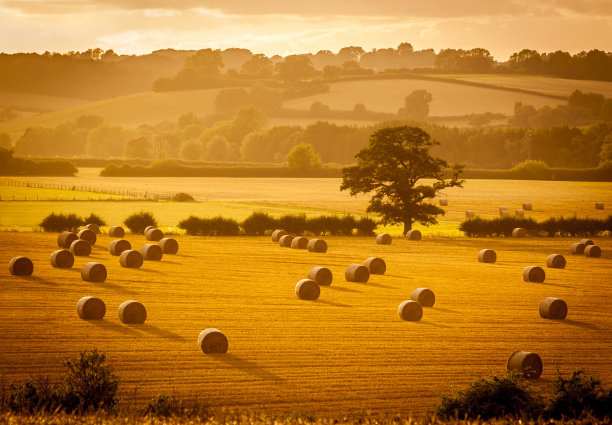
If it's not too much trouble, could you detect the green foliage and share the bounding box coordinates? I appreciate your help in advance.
[242,212,276,235]
[435,371,545,419]
[460,216,611,237]
[39,212,85,232]
[0,148,77,176]
[398,90,433,120]
[286,143,321,169]
[7,376,60,413]
[83,213,106,227]
[341,126,464,234]
[511,160,553,180]
[172,192,195,202]
[355,217,378,236]
[278,214,308,234]
[547,369,612,419]
[123,211,158,234]
[143,394,180,417]
[60,349,119,413]
[177,216,240,236]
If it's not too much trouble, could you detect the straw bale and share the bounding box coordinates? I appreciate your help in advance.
[522,266,545,283]
[295,279,320,300]
[308,266,332,286]
[478,249,496,263]
[291,236,308,249]
[119,250,143,268]
[140,244,163,261]
[159,238,179,254]
[595,202,604,210]
[584,245,601,258]
[345,264,369,282]
[108,226,125,238]
[198,328,228,354]
[439,198,448,206]
[523,203,532,211]
[76,296,106,320]
[410,288,435,307]
[81,262,107,282]
[546,254,566,269]
[50,249,74,268]
[109,239,131,256]
[405,229,422,241]
[70,239,92,257]
[9,256,33,276]
[84,223,100,234]
[145,228,164,242]
[539,297,567,320]
[78,229,97,246]
[58,231,78,248]
[506,351,543,379]
[465,210,475,218]
[570,242,585,255]
[579,239,594,246]
[279,235,294,248]
[307,239,328,253]
[364,257,386,275]
[512,227,527,237]
[376,234,392,245]
[271,229,287,242]
[515,209,524,218]
[118,300,147,324]
[398,300,423,321]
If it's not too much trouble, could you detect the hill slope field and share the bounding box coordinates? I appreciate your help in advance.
[0,92,89,113]
[0,233,610,416]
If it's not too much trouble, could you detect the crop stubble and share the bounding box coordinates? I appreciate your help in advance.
[0,232,610,415]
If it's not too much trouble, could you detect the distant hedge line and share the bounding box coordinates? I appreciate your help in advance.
[0,148,77,176]
[460,216,612,237]
[463,162,612,182]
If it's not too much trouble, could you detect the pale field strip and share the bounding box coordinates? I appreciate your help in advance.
[0,233,610,416]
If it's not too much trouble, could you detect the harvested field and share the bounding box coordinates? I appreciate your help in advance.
[0,232,610,416]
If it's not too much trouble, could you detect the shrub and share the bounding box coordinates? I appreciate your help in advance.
[356,217,378,236]
[546,369,612,419]
[242,212,277,235]
[124,211,158,234]
[435,371,544,419]
[61,349,119,412]
[144,393,180,417]
[208,216,240,236]
[278,214,307,234]
[339,215,357,235]
[177,216,205,235]
[460,215,611,237]
[84,213,106,227]
[511,160,554,180]
[305,216,328,235]
[39,212,84,232]
[177,216,240,236]
[7,376,60,413]
[172,192,195,202]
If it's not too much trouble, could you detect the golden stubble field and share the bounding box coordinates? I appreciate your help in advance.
[0,232,610,416]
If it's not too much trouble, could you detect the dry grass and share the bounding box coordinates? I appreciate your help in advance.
[0,232,610,416]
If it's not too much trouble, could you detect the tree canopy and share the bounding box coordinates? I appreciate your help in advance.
[340,126,464,234]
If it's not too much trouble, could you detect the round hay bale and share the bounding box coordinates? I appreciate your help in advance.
[478,249,496,263]
[506,351,543,379]
[109,239,131,256]
[159,238,179,254]
[70,239,91,257]
[84,223,100,234]
[595,202,604,210]
[539,297,568,320]
[398,300,423,321]
[579,239,594,246]
[499,207,509,217]
[439,198,448,206]
[307,239,328,253]
[515,209,524,218]
[345,264,369,283]
[295,279,320,300]
[198,328,228,354]
[523,203,532,211]
[376,233,392,245]
[271,229,287,242]
[78,228,97,246]
[364,257,386,275]
[522,266,545,283]
[81,262,107,282]
[512,227,527,238]
[405,229,422,241]
[584,245,601,258]
[307,266,332,286]
[119,250,143,268]
[76,296,106,320]
[410,288,435,307]
[570,242,585,255]
[465,210,475,218]
[50,249,74,268]
[58,231,78,249]
[144,226,157,234]
[9,256,33,276]
[140,244,163,261]
[118,300,147,324]
[108,226,125,238]
[546,254,566,269]
[291,236,308,249]
[145,228,164,242]
[279,234,294,248]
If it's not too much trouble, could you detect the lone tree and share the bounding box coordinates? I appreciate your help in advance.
[340,126,464,234]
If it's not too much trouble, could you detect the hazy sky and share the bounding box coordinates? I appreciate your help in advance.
[1,0,611,60]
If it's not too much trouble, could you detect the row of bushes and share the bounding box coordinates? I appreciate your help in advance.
[460,216,612,237]
[0,148,77,176]
[178,212,378,236]
[463,160,612,182]
[40,212,106,232]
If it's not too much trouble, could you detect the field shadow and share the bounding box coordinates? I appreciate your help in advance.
[538,282,574,288]
[561,319,599,330]
[417,320,454,328]
[138,268,167,275]
[384,274,411,279]
[87,319,140,336]
[209,353,282,381]
[65,268,81,272]
[316,299,351,308]
[130,324,186,340]
[365,281,396,289]
[175,254,196,258]
[326,285,362,293]
[433,307,461,315]
[162,260,180,265]
[21,276,58,286]
[90,281,138,295]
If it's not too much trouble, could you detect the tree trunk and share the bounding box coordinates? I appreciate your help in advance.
[403,221,412,235]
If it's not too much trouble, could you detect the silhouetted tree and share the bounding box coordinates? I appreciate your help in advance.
[399,90,433,120]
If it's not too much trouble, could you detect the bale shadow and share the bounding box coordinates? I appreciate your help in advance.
[208,353,282,381]
[129,324,186,340]
[326,285,362,293]
[384,274,411,279]
[561,319,599,330]
[433,307,461,314]
[176,254,196,258]
[161,260,180,265]
[364,281,396,289]
[89,281,138,295]
[21,276,58,286]
[316,299,351,308]
[64,268,81,273]
[417,320,453,328]
[86,319,140,336]
[538,282,574,288]
[138,268,167,275]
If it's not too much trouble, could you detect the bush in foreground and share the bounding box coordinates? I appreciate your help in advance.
[39,213,85,232]
[124,211,158,234]
[547,369,612,419]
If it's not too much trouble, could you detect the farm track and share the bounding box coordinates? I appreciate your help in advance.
[0,233,610,416]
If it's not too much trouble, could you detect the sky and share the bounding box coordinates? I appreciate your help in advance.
[0,0,611,60]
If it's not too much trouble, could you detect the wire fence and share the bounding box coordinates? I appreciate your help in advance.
[0,179,174,201]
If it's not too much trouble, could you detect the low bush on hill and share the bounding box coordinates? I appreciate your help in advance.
[0,148,77,176]
[124,211,158,234]
[177,216,240,236]
[460,216,612,237]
